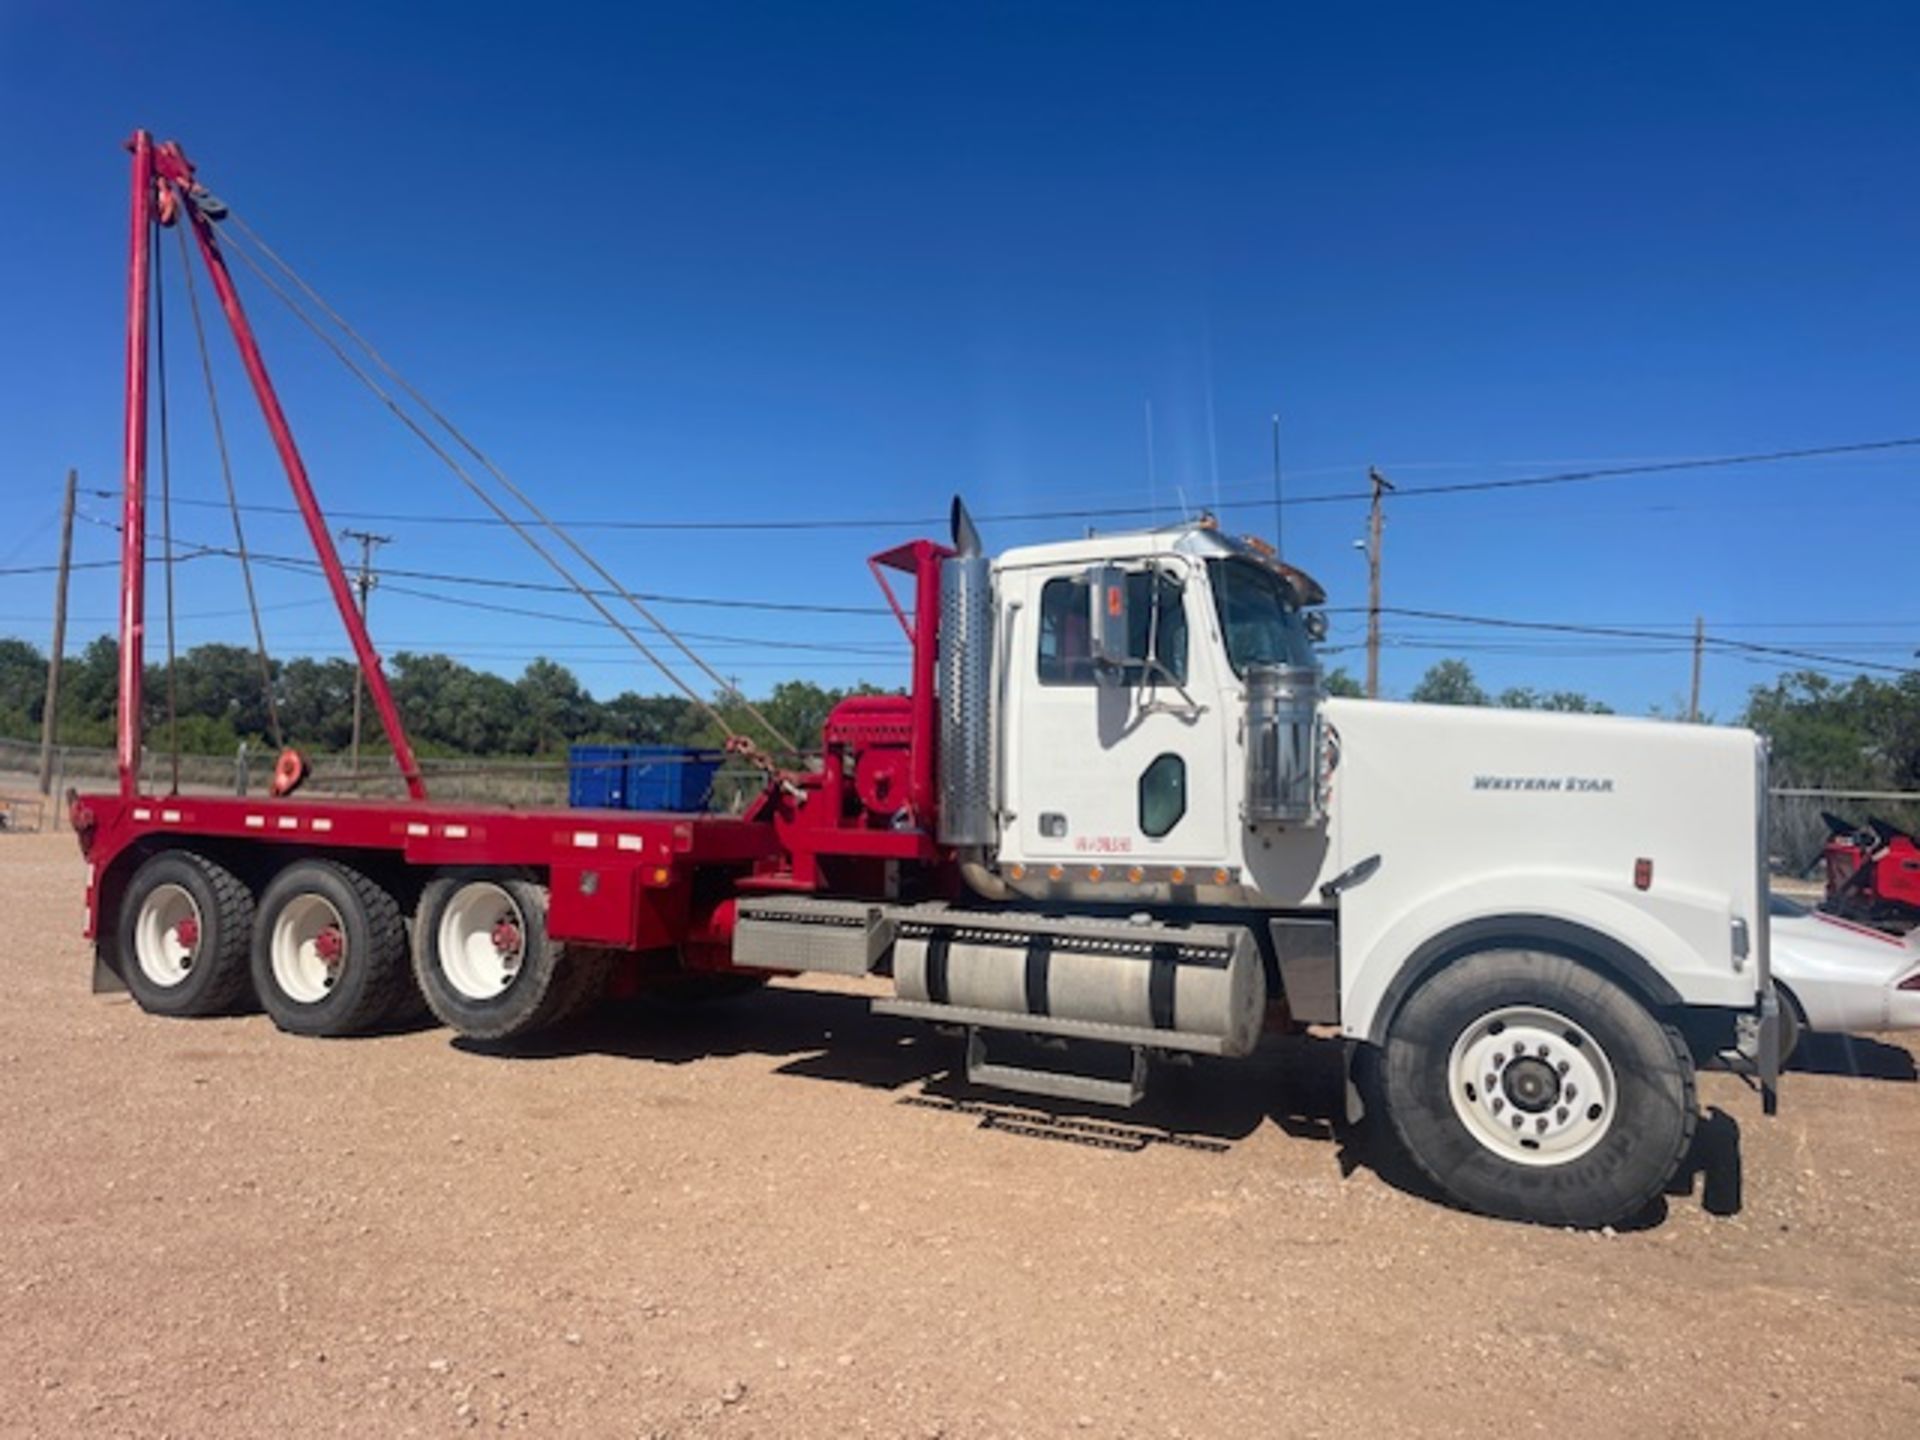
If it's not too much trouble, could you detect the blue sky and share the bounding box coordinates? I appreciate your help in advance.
[1,1,1915,717]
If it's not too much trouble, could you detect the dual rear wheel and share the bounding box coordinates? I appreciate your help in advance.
[411,872,609,1040]
[122,850,415,1035]
[117,851,604,1042]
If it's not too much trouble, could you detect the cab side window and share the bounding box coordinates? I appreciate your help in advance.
[1038,572,1187,686]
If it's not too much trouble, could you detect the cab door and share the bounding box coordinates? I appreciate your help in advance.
[1000,560,1228,870]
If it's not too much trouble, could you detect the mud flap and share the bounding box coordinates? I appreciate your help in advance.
[92,943,128,995]
[1757,985,1781,1116]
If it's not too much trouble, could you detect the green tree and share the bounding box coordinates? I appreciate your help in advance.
[66,636,122,728]
[514,657,594,755]
[1323,667,1363,698]
[0,637,44,726]
[595,691,699,745]
[392,652,525,755]
[1409,659,1488,707]
[1745,670,1920,791]
[1497,686,1612,715]
[278,657,360,751]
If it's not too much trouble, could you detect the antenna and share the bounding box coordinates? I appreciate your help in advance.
[1270,412,1284,555]
[1143,399,1157,524]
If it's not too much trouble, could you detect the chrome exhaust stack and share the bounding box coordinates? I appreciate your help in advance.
[938,497,996,849]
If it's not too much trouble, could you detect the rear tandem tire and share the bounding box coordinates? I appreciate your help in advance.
[119,849,256,1017]
[412,872,608,1041]
[250,859,412,1037]
[1380,949,1697,1229]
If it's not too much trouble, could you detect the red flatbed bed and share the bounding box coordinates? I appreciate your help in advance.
[75,791,781,949]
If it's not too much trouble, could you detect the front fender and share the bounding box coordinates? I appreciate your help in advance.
[1341,870,1757,1043]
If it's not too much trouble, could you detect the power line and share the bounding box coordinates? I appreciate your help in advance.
[1374,606,1917,676]
[73,434,1920,534]
[9,521,896,618]
[238,548,894,615]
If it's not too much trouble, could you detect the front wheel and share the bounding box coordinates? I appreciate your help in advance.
[1380,949,1696,1228]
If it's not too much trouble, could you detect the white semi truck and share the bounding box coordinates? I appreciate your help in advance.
[91,132,1780,1234]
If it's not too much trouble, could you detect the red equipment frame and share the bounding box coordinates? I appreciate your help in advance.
[119,132,426,801]
[78,130,956,964]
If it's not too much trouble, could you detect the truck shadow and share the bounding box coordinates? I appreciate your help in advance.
[1790,1032,1917,1081]
[452,985,1747,1228]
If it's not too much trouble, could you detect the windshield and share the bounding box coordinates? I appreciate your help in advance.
[1207,558,1317,675]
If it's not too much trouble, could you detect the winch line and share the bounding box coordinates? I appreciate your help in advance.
[153,209,182,794]
[208,222,762,755]
[174,219,284,748]
[219,208,799,756]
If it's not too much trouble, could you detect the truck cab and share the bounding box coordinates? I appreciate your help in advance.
[993,521,1334,907]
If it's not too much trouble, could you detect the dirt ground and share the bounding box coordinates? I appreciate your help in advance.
[3,831,1919,1438]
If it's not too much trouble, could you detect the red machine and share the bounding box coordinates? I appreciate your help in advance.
[74,132,959,1040]
[1819,812,1920,930]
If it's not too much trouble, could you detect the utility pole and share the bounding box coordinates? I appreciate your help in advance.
[340,529,390,775]
[1688,616,1704,723]
[37,469,77,796]
[1365,466,1393,699]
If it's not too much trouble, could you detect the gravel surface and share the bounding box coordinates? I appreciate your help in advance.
[3,831,1918,1437]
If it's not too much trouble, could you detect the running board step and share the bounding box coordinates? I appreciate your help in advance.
[871,997,1229,1056]
[964,1029,1149,1109]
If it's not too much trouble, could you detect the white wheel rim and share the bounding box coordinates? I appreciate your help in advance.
[437,883,526,1002]
[271,893,349,1005]
[134,883,203,987]
[1447,1005,1617,1166]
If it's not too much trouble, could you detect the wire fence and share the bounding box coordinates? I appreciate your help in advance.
[0,736,768,825]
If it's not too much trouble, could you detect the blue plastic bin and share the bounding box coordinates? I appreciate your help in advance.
[626,745,722,812]
[567,745,629,809]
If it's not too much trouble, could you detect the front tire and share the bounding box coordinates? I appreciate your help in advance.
[251,860,411,1036]
[1380,949,1696,1228]
[119,849,255,1017]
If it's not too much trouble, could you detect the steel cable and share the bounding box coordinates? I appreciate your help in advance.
[210,226,765,753]
[174,215,285,748]
[220,209,800,755]
[153,212,182,794]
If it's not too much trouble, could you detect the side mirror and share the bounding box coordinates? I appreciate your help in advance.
[1303,611,1328,643]
[1086,565,1144,677]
